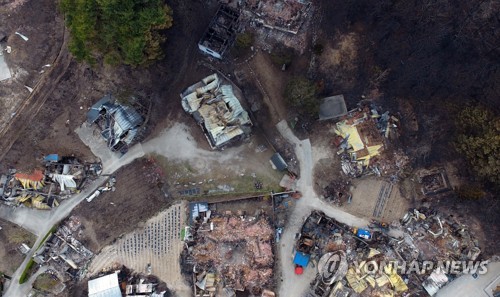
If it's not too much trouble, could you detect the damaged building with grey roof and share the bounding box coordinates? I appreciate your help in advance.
[87,94,144,153]
[181,73,252,149]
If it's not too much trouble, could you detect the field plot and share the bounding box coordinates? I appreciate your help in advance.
[0,218,36,275]
[71,158,171,252]
[88,202,189,294]
[342,178,409,222]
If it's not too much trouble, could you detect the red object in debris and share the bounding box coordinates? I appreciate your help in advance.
[332,135,344,147]
[14,169,44,182]
[295,266,304,275]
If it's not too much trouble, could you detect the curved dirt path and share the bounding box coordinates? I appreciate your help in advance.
[276,120,370,297]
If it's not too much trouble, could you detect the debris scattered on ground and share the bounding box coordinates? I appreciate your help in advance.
[33,216,94,283]
[333,102,409,178]
[183,205,275,296]
[323,177,351,206]
[86,176,116,203]
[227,0,311,35]
[88,265,171,297]
[272,191,301,228]
[15,31,29,41]
[0,155,102,209]
[32,270,66,295]
[291,209,485,297]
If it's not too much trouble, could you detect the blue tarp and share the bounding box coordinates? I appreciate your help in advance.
[293,252,310,267]
[44,154,60,162]
[356,228,372,240]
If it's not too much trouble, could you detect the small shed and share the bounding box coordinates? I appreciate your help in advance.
[271,153,288,171]
[319,95,347,121]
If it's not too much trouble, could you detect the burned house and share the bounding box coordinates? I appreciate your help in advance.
[296,211,411,297]
[181,73,252,149]
[417,168,452,196]
[236,0,311,34]
[0,155,101,209]
[34,216,94,281]
[87,94,144,153]
[198,5,240,59]
[334,104,406,177]
[184,206,275,296]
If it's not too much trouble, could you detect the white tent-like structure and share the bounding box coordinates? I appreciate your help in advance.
[88,272,121,297]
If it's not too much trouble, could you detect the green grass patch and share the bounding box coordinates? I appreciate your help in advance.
[33,272,61,292]
[37,225,57,250]
[18,259,35,284]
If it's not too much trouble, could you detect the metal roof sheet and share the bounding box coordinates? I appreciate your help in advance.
[88,273,121,297]
[271,153,288,171]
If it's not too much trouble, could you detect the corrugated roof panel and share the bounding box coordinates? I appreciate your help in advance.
[88,273,122,297]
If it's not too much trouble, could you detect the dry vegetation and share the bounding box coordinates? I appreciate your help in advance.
[71,158,172,252]
[0,219,36,275]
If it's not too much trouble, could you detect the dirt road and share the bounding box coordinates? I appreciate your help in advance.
[276,120,370,296]
[2,175,108,297]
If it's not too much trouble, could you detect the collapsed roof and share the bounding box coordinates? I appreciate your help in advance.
[335,111,384,167]
[87,95,144,151]
[198,5,240,59]
[0,156,101,209]
[181,73,252,149]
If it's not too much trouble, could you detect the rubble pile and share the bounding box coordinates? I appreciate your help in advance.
[89,265,171,297]
[0,155,102,209]
[398,208,482,262]
[323,178,351,206]
[295,209,485,297]
[186,212,275,296]
[219,0,313,53]
[334,104,408,178]
[240,0,310,34]
[33,216,94,282]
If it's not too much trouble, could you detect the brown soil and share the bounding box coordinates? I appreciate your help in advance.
[0,0,65,134]
[0,218,36,275]
[71,159,172,252]
[0,0,219,171]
